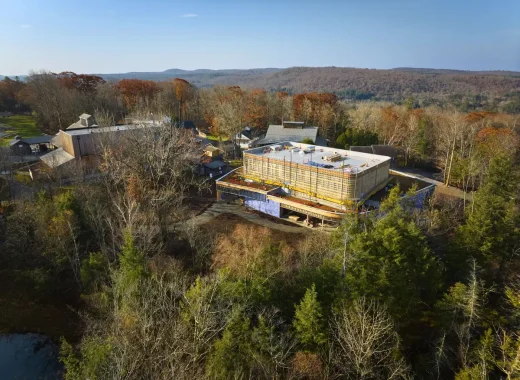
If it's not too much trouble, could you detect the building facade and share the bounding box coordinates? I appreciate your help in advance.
[216,142,397,224]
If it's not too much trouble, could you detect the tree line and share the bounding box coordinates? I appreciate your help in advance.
[3,72,519,191]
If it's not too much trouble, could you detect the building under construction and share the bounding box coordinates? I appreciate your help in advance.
[216,142,401,224]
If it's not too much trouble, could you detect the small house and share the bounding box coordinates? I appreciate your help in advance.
[199,159,228,177]
[204,144,221,158]
[9,135,54,155]
[234,126,263,149]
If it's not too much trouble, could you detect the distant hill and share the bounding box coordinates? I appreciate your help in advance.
[3,67,519,100]
[239,67,520,99]
[392,67,520,76]
[95,68,282,87]
[88,67,520,100]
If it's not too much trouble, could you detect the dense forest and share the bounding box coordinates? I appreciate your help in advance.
[0,71,519,379]
[3,66,520,108]
[97,67,520,109]
[246,67,520,104]
[1,72,518,188]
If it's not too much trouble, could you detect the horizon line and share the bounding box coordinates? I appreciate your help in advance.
[2,65,520,77]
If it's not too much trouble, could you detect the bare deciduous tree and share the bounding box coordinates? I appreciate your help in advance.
[98,122,202,250]
[331,297,412,379]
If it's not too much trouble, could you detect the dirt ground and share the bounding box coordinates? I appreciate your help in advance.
[199,212,305,249]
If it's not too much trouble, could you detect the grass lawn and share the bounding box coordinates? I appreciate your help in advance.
[206,134,229,142]
[0,115,40,146]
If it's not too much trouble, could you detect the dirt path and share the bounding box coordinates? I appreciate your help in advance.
[183,202,305,233]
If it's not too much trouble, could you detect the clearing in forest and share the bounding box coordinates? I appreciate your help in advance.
[0,115,40,146]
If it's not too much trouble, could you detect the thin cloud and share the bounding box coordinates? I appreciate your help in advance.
[181,14,198,18]
[20,24,31,28]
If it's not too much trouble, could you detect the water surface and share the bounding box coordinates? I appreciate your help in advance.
[0,334,62,379]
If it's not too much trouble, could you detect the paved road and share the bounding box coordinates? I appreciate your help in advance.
[182,202,306,233]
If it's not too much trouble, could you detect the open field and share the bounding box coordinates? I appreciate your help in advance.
[0,115,40,146]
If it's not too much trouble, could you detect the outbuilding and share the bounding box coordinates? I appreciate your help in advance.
[9,135,53,155]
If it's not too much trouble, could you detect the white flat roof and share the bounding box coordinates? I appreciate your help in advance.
[245,142,391,174]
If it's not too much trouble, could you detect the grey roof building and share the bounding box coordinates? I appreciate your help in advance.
[40,148,75,168]
[9,135,54,155]
[9,135,52,146]
[255,124,327,146]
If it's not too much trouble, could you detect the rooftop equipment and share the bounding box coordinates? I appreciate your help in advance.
[323,153,343,162]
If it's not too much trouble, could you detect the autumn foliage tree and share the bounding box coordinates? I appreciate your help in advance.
[56,72,106,94]
[115,79,160,110]
[476,126,519,163]
[245,89,268,128]
[172,78,193,121]
[293,92,337,124]
[0,76,29,112]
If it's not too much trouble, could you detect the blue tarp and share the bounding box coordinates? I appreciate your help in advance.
[308,161,334,169]
[245,199,281,217]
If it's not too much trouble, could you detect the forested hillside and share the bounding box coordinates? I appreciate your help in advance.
[245,67,520,101]
[95,68,282,87]
[3,67,520,107]
[96,66,520,107]
[1,71,519,379]
[93,67,520,103]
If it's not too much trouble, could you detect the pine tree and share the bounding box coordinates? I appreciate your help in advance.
[206,308,252,378]
[293,284,326,350]
[456,154,519,282]
[343,186,441,321]
[118,230,147,290]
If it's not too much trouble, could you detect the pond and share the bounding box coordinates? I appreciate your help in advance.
[0,334,62,379]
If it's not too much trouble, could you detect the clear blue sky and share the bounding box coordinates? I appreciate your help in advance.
[1,0,519,75]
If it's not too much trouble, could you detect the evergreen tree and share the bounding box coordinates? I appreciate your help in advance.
[119,230,147,286]
[342,186,441,322]
[456,154,519,283]
[206,308,252,378]
[336,127,378,149]
[293,284,327,350]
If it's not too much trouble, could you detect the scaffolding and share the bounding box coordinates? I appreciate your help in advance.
[242,150,390,207]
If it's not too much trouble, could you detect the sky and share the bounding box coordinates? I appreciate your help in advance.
[1,0,519,75]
